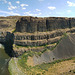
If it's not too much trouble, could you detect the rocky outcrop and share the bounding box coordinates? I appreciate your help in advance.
[16,17,46,33]
[16,17,75,33]
[1,16,75,57]
[46,17,69,31]
[13,44,56,56]
[14,28,75,46]
[0,32,14,56]
[32,34,75,65]
[13,28,75,56]
[0,16,21,32]
[0,32,14,44]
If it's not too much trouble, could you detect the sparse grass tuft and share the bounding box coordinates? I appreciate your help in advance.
[12,28,16,33]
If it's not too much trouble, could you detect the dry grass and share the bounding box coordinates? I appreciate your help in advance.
[0,19,17,32]
[45,60,75,75]
[9,52,75,75]
[27,56,34,66]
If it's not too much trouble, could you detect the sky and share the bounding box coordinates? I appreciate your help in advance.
[0,0,75,17]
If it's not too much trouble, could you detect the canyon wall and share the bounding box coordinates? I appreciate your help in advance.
[33,34,75,65]
[16,17,75,33]
[1,16,75,56]
[0,32,14,56]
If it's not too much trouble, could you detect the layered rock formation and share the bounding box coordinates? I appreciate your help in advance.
[1,16,75,56]
[32,34,75,65]
[0,16,22,32]
[12,16,75,56]
[15,16,75,47]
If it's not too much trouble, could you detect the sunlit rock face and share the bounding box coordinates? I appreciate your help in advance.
[1,16,75,56]
[14,16,75,56]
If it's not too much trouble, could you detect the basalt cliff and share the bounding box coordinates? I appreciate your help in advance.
[1,16,75,75]
[14,16,75,56]
[16,17,74,33]
[0,16,75,57]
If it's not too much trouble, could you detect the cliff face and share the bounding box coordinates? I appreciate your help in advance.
[46,17,69,31]
[12,16,75,56]
[0,31,14,56]
[16,17,46,33]
[0,16,22,32]
[32,34,75,65]
[1,16,75,57]
[16,17,75,33]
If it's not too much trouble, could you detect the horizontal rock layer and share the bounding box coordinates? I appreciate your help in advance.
[13,44,56,56]
[32,34,75,65]
[14,28,75,46]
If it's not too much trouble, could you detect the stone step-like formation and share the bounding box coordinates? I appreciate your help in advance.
[13,16,75,56]
[14,29,64,46]
[32,34,75,65]
[14,31,63,40]
[14,36,61,46]
[13,44,56,56]
[14,28,75,46]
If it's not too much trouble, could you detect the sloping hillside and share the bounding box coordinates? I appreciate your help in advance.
[9,33,75,75]
[32,33,75,65]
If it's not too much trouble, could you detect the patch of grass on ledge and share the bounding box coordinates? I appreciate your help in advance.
[14,44,48,48]
[13,32,68,54]
[12,28,16,33]
[49,32,68,51]
[13,43,56,49]
[32,57,74,71]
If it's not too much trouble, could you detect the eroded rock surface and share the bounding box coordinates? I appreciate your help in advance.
[1,16,75,56]
[16,17,75,33]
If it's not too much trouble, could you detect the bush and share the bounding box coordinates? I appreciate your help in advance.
[37,73,41,75]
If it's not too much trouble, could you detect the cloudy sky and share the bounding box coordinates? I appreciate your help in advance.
[0,0,75,17]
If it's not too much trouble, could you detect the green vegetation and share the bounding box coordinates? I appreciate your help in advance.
[9,52,75,75]
[12,28,16,33]
[73,69,75,73]
[15,43,49,48]
[14,32,68,55]
[50,32,68,51]
[63,32,68,38]
[9,32,70,75]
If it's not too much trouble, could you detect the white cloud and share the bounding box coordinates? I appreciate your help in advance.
[36,9,41,12]
[20,4,28,7]
[48,6,56,10]
[8,2,17,10]
[67,1,75,6]
[0,10,20,16]
[67,10,71,13]
[16,1,20,4]
[24,11,42,16]
[22,7,26,10]
[8,6,17,10]
[38,0,44,2]
[24,11,32,16]
[8,2,11,5]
